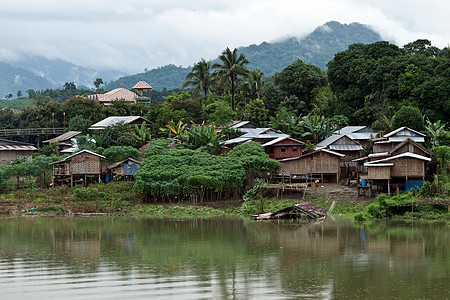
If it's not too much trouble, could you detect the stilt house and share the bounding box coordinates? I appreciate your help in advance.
[280,149,345,183]
[50,150,106,186]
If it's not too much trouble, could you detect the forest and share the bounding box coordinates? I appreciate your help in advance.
[0,39,448,203]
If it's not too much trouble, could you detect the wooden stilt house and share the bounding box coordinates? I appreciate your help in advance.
[280,149,345,183]
[50,150,106,187]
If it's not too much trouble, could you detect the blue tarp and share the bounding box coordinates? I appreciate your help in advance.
[405,180,424,191]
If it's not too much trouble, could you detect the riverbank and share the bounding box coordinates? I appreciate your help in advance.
[0,181,448,221]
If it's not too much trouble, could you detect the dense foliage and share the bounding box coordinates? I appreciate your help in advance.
[134,142,280,202]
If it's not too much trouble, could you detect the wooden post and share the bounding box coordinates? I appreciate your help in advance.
[368,180,372,198]
[388,179,391,196]
[71,175,73,187]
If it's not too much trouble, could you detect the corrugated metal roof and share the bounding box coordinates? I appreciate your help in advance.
[316,135,342,147]
[223,137,253,145]
[0,145,37,151]
[366,152,431,165]
[329,144,363,151]
[334,126,367,135]
[43,131,82,143]
[388,136,425,143]
[261,136,305,147]
[364,163,394,167]
[384,127,426,138]
[89,116,150,130]
[347,132,376,140]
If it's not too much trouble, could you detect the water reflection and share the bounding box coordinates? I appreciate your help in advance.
[0,216,448,299]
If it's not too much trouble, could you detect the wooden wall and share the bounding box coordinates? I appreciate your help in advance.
[281,151,340,176]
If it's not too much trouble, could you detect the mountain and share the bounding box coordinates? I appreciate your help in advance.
[105,21,382,90]
[103,64,191,92]
[8,56,123,89]
[240,21,382,76]
[0,62,54,98]
[0,21,383,96]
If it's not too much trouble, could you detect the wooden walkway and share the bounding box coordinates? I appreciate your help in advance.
[0,128,65,137]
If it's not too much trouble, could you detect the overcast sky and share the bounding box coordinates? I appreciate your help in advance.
[0,0,449,73]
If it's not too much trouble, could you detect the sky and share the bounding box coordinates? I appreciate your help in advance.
[0,0,449,73]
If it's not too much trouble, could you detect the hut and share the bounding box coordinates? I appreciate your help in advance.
[132,81,152,104]
[364,152,432,195]
[0,139,38,165]
[107,158,141,181]
[280,149,345,183]
[50,150,106,187]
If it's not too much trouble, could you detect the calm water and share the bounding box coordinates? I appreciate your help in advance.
[0,216,448,299]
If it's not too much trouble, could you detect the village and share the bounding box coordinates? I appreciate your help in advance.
[0,80,439,208]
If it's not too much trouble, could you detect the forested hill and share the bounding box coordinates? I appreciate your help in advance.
[0,62,53,98]
[241,21,382,76]
[105,21,382,91]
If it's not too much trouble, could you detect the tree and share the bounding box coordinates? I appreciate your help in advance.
[403,39,441,57]
[63,82,76,91]
[391,105,424,131]
[17,90,22,98]
[93,78,104,89]
[102,146,141,163]
[212,47,250,111]
[5,93,12,99]
[206,101,235,126]
[242,99,269,125]
[181,59,213,97]
[274,59,327,111]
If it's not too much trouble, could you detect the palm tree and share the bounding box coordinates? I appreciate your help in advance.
[212,48,249,111]
[245,68,265,100]
[182,59,212,98]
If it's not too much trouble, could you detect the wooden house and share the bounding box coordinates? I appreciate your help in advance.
[262,137,304,160]
[280,149,345,183]
[107,158,141,181]
[364,152,432,195]
[0,139,38,165]
[372,127,426,153]
[50,150,106,187]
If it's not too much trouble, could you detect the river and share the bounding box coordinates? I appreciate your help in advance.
[0,216,448,299]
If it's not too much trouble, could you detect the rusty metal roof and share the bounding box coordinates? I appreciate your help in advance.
[43,131,82,143]
[0,145,37,151]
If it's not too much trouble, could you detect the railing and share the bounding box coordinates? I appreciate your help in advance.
[0,128,65,136]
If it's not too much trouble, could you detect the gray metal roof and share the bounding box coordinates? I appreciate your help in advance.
[89,116,150,130]
[329,145,363,151]
[316,135,344,148]
[334,126,367,135]
[384,127,426,138]
[43,131,82,143]
[347,132,376,140]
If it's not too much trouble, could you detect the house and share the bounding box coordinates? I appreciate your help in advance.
[316,135,364,161]
[88,88,138,105]
[333,126,377,147]
[280,149,345,183]
[88,81,152,105]
[42,131,82,152]
[0,139,38,165]
[262,137,305,160]
[107,158,141,181]
[88,116,152,131]
[223,127,304,160]
[372,127,426,153]
[50,150,106,187]
[217,120,260,132]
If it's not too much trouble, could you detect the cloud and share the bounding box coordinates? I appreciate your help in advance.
[0,0,448,73]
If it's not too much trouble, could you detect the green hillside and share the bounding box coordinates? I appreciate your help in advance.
[105,21,382,91]
[0,62,54,99]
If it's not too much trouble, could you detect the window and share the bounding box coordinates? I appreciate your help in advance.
[293,147,297,152]
[281,148,286,152]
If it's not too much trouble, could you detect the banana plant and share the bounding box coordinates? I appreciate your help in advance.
[133,121,151,142]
